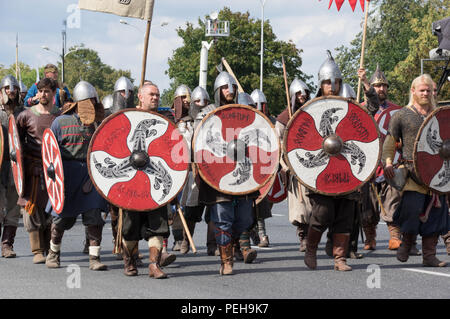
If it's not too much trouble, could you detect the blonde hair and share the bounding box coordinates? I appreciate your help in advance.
[407,74,436,108]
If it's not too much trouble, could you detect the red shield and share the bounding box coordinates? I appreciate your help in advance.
[267,171,288,203]
[284,97,381,195]
[376,105,402,165]
[8,115,24,197]
[42,128,65,214]
[193,104,280,195]
[87,109,190,211]
[414,106,450,194]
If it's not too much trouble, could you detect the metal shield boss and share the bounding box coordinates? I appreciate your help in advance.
[414,106,450,194]
[8,115,24,197]
[284,97,381,195]
[193,104,280,195]
[87,109,189,211]
[42,128,65,214]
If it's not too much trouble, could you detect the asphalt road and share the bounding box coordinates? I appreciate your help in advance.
[1,200,449,302]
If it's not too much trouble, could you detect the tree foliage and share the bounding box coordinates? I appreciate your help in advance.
[335,0,450,105]
[165,7,314,115]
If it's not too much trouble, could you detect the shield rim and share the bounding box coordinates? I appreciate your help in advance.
[282,96,381,196]
[192,103,280,196]
[413,105,450,195]
[8,114,24,197]
[41,128,65,214]
[87,108,189,212]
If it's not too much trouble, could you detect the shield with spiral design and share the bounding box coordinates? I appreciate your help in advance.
[193,104,280,195]
[42,128,65,214]
[8,115,24,197]
[413,106,450,195]
[283,96,381,195]
[87,109,190,211]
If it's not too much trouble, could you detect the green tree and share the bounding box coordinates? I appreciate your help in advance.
[165,7,314,115]
[335,0,449,105]
[63,46,133,100]
[0,62,39,89]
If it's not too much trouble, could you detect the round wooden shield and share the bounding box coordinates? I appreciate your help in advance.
[376,105,402,165]
[8,115,24,197]
[267,171,288,203]
[413,106,450,194]
[193,104,280,196]
[87,109,190,211]
[283,96,381,196]
[42,128,65,214]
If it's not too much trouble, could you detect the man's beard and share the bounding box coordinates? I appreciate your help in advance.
[378,92,387,103]
[414,95,431,107]
[40,98,49,106]
[224,93,234,103]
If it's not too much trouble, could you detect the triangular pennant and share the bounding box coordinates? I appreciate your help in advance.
[349,0,357,11]
[335,0,345,11]
[360,0,365,12]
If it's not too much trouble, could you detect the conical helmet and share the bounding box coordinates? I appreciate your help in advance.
[250,89,267,111]
[174,84,191,101]
[191,86,210,107]
[370,64,389,87]
[73,81,99,103]
[0,75,20,91]
[237,92,256,107]
[114,76,134,98]
[317,50,342,93]
[213,71,237,106]
[340,83,356,99]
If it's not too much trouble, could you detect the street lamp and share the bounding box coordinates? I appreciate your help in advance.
[259,0,267,92]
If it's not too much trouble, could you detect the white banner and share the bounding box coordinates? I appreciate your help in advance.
[78,0,155,20]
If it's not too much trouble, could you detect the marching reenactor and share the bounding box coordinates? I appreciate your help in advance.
[302,51,379,271]
[45,80,108,271]
[384,74,448,267]
[0,75,24,258]
[275,78,312,252]
[197,71,259,275]
[16,78,60,264]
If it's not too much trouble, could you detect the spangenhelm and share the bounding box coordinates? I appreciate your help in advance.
[237,92,256,107]
[102,94,113,110]
[250,89,267,111]
[174,84,191,102]
[340,83,356,99]
[370,64,389,87]
[0,75,20,91]
[191,86,210,108]
[317,50,342,94]
[289,77,310,109]
[73,81,99,103]
[213,71,237,106]
[114,76,134,98]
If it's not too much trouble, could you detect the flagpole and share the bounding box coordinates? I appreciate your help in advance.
[356,0,369,103]
[140,19,152,87]
[15,33,19,79]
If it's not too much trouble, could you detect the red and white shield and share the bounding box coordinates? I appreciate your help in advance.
[87,109,190,211]
[414,106,450,194]
[284,97,381,195]
[267,171,288,203]
[376,105,402,165]
[193,104,280,195]
[42,128,65,214]
[8,115,24,197]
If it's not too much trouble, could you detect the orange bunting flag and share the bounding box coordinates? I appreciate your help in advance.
[320,0,366,12]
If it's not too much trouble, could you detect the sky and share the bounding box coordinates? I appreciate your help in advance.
[0,0,366,93]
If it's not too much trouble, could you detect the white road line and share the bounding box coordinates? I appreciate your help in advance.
[272,213,284,217]
[402,268,450,278]
[251,245,273,250]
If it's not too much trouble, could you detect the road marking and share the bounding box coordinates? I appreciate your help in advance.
[402,268,450,278]
[251,245,273,250]
[272,213,284,217]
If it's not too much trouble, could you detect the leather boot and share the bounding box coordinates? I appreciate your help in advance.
[207,221,218,256]
[89,246,108,271]
[409,235,421,256]
[122,240,138,276]
[148,247,167,279]
[304,227,323,270]
[46,243,61,268]
[363,225,377,250]
[29,230,46,264]
[1,226,17,258]
[233,238,243,261]
[219,242,234,275]
[160,239,176,267]
[325,232,333,257]
[297,223,308,252]
[396,233,415,262]
[249,225,260,246]
[333,233,352,271]
[180,220,196,254]
[442,232,450,256]
[422,235,447,267]
[239,231,257,264]
[387,223,402,250]
[257,219,268,247]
